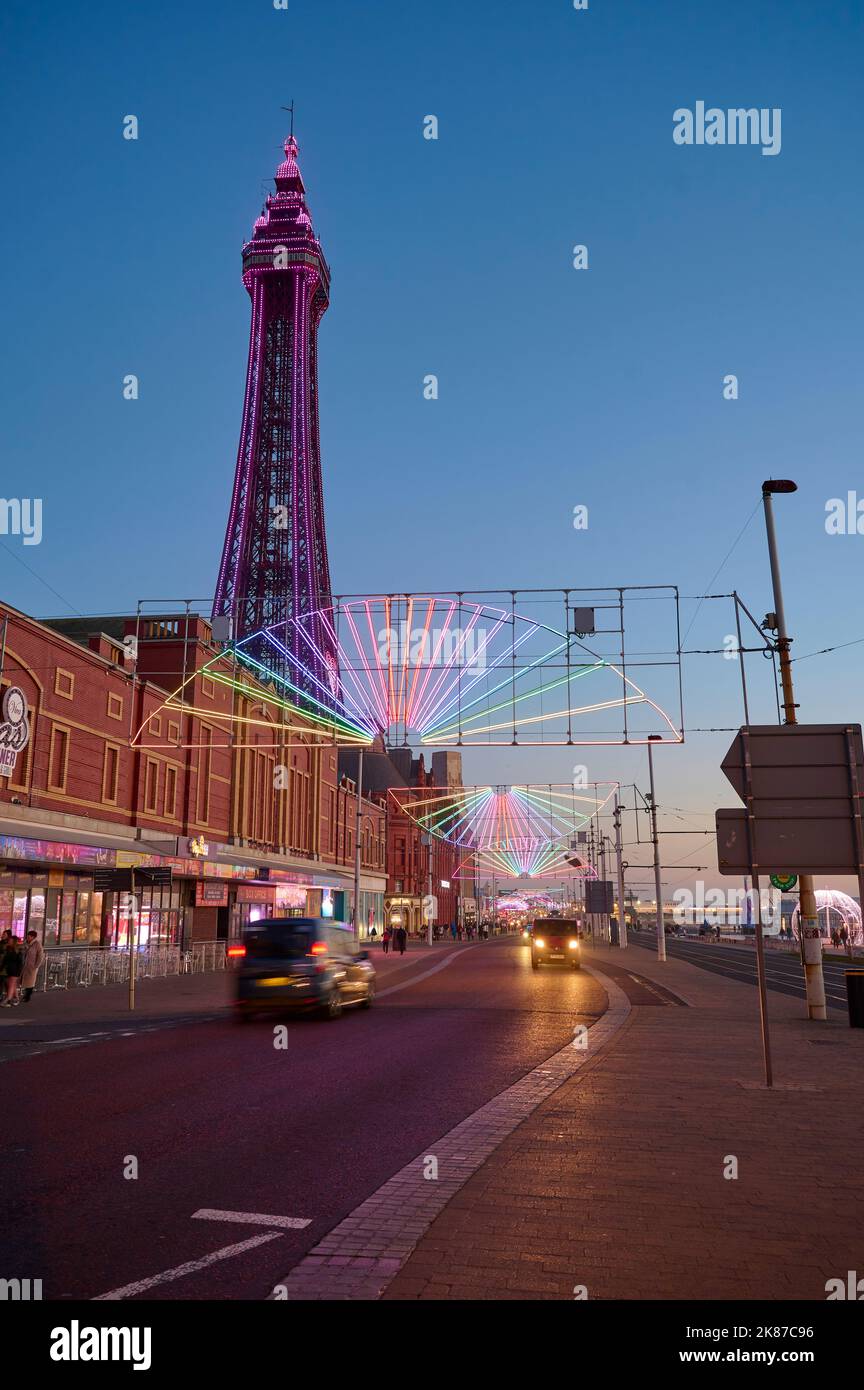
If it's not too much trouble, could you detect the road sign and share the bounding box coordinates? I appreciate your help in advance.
[716,724,864,876]
[585,880,614,914]
[716,808,863,875]
[137,866,172,886]
[770,873,797,891]
[94,869,133,894]
[720,724,864,812]
[94,866,172,892]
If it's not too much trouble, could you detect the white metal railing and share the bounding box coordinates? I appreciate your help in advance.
[40,941,227,991]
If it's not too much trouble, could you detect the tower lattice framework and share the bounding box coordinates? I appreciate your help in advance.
[213,135,338,698]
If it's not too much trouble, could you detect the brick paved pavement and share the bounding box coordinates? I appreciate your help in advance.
[383,943,864,1300]
[270,966,630,1300]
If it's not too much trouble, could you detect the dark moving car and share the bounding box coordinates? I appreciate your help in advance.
[231,917,375,1021]
[529,917,582,970]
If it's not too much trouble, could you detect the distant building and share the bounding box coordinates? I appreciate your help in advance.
[339,745,471,933]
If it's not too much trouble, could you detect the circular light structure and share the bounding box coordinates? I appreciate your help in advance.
[790,889,862,944]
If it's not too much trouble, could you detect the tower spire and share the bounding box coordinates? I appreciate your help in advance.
[213,134,335,694]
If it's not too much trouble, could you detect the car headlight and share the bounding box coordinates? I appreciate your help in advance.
[568,939,580,950]
[534,938,545,948]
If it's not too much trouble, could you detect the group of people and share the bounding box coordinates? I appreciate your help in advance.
[0,930,44,1006]
[378,924,407,955]
[449,921,490,941]
[369,918,500,952]
[830,925,852,951]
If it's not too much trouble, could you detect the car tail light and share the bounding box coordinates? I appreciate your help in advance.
[309,940,328,972]
[227,945,246,959]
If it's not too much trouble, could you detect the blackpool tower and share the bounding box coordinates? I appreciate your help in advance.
[213,133,337,697]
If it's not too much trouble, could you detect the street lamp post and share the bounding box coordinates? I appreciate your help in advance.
[352,747,363,944]
[614,792,628,949]
[647,736,665,961]
[762,479,826,1021]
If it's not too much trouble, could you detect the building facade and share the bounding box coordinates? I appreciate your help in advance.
[0,602,386,948]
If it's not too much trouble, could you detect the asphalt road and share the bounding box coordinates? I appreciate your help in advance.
[629,932,855,1012]
[9,937,632,1302]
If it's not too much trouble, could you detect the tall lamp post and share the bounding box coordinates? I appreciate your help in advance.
[762,480,826,1021]
[613,792,628,949]
[352,748,364,944]
[647,735,665,961]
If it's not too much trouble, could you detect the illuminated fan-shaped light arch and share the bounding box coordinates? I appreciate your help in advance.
[132,593,682,751]
[389,782,615,879]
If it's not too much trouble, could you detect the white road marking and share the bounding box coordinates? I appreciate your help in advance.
[92,1231,283,1300]
[377,944,480,999]
[192,1208,310,1230]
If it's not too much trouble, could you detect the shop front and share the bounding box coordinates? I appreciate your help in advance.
[0,867,104,947]
[0,834,114,945]
[0,828,382,951]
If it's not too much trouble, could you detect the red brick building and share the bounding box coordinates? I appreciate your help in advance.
[0,601,387,948]
[339,746,475,934]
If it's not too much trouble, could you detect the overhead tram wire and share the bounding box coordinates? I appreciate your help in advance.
[680,500,762,644]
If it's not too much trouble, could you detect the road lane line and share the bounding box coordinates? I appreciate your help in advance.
[271,963,629,1301]
[192,1208,310,1230]
[92,1231,283,1300]
[377,944,480,999]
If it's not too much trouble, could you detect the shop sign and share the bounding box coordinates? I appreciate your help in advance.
[236,885,276,904]
[202,860,258,881]
[196,881,229,907]
[0,687,30,777]
[0,835,113,867]
[116,850,163,869]
[189,836,209,857]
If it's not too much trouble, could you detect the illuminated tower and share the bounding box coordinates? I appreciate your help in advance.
[213,134,336,693]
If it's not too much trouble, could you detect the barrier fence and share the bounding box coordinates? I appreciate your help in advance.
[40,940,228,991]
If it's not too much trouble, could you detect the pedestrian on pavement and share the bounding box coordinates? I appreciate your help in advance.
[450,921,457,941]
[382,926,391,955]
[395,925,407,955]
[20,930,44,1003]
[839,924,850,952]
[2,934,23,1006]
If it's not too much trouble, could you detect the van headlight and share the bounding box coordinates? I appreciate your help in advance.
[568,939,580,950]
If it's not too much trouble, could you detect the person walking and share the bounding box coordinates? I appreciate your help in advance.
[381,926,391,955]
[21,930,44,1003]
[450,921,457,941]
[395,925,407,956]
[2,934,23,1006]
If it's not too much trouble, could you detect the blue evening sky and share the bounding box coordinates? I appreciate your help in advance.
[1,0,862,888]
